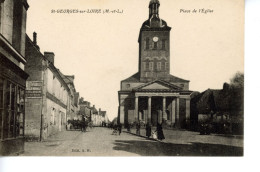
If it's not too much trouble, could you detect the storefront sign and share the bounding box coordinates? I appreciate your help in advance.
[26,81,42,98]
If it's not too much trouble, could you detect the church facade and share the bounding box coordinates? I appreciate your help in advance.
[118,0,193,128]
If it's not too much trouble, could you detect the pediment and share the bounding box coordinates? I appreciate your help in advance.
[141,83,171,90]
[134,80,182,91]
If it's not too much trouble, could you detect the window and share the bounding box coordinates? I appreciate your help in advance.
[10,84,16,138]
[145,38,149,50]
[162,39,166,50]
[17,87,25,137]
[146,62,149,70]
[51,108,55,125]
[143,62,146,71]
[0,77,25,139]
[0,78,3,139]
[52,77,56,95]
[149,62,154,71]
[2,81,15,139]
[165,62,168,70]
[153,42,157,49]
[157,62,161,71]
[0,3,2,34]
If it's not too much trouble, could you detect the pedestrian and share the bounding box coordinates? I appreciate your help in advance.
[146,123,151,138]
[112,124,118,135]
[136,121,140,135]
[126,123,131,132]
[81,116,86,132]
[118,123,122,135]
[85,121,89,132]
[156,123,165,141]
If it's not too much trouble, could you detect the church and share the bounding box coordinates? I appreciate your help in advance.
[118,0,193,128]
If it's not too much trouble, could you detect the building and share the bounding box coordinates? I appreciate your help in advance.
[118,0,192,128]
[24,33,70,140]
[191,82,244,134]
[60,75,80,121]
[0,0,29,155]
[78,98,108,127]
[99,108,108,127]
[78,97,92,121]
[91,105,101,126]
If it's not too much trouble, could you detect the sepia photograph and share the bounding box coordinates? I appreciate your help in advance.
[0,0,244,157]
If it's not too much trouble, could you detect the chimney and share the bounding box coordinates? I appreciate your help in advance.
[33,32,37,45]
[44,52,55,64]
[99,108,101,113]
[79,97,84,104]
[33,32,40,50]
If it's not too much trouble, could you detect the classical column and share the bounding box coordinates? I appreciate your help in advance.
[162,96,166,121]
[171,98,176,124]
[135,96,139,122]
[185,99,191,129]
[176,97,180,128]
[139,111,142,121]
[147,96,151,124]
[119,96,125,124]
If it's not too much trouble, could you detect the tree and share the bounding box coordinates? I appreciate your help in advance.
[230,72,244,89]
[229,72,244,118]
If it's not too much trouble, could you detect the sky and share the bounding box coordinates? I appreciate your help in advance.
[26,0,244,121]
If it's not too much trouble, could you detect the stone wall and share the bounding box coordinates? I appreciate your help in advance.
[24,98,42,140]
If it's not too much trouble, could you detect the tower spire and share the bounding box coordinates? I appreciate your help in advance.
[148,0,161,28]
[149,0,160,19]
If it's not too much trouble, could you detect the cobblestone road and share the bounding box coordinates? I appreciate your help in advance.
[20,127,243,156]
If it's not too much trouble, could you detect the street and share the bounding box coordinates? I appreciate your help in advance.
[20,127,243,156]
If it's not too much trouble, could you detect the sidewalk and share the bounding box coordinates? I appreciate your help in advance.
[124,128,243,148]
[21,130,83,156]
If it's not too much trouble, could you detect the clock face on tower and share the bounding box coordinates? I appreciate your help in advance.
[153,36,159,42]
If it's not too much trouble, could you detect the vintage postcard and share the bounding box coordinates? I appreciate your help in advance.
[0,0,244,157]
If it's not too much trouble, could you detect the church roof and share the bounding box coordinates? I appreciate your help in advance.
[133,79,182,91]
[140,19,170,30]
[121,72,140,82]
[168,74,190,82]
[121,72,189,83]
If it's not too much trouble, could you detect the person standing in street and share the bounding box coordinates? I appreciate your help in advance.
[146,123,152,138]
[118,123,122,135]
[81,115,86,132]
[136,121,140,135]
[157,123,165,141]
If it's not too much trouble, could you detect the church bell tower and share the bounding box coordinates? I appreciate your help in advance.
[138,0,171,82]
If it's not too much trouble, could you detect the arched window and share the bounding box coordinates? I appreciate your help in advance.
[143,62,146,71]
[145,38,149,50]
[162,39,166,50]
[153,42,157,49]
[149,62,154,71]
[157,62,161,71]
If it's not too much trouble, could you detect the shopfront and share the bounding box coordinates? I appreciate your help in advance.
[0,62,27,155]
